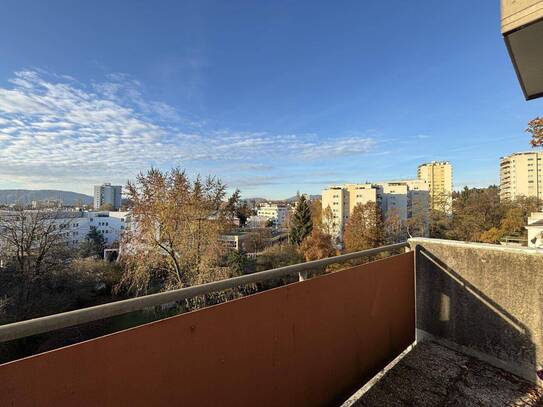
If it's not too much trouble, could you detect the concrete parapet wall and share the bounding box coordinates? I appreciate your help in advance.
[410,238,543,384]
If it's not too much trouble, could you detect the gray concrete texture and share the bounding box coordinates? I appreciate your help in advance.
[409,238,543,384]
[354,340,543,406]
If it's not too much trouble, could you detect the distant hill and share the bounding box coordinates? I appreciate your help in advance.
[243,197,268,204]
[0,190,93,206]
[286,194,321,203]
[244,195,322,204]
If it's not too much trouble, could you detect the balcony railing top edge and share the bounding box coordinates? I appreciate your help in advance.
[408,237,542,255]
[0,241,409,344]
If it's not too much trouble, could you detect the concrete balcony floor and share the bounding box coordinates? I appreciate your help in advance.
[348,341,543,406]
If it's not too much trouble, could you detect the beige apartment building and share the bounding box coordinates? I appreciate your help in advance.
[321,186,352,238]
[417,161,453,213]
[344,184,381,215]
[500,151,543,200]
[322,180,429,241]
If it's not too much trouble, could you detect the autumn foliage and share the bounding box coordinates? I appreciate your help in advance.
[298,228,337,261]
[119,168,239,295]
[527,117,543,147]
[343,202,385,252]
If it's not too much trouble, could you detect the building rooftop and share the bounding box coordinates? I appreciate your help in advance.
[500,151,543,159]
[527,219,543,227]
[417,161,451,167]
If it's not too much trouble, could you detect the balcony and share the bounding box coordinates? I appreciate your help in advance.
[501,0,543,100]
[0,239,542,406]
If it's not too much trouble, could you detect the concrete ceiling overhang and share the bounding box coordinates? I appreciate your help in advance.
[502,0,543,100]
[504,18,543,100]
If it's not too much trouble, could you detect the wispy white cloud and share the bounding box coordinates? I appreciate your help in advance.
[0,70,376,192]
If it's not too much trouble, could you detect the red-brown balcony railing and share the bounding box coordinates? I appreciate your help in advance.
[0,242,414,406]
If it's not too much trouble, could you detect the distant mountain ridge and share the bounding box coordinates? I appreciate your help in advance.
[0,190,93,206]
[243,197,268,204]
[245,195,321,203]
[286,194,321,202]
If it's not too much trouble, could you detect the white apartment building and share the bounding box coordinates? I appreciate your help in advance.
[246,215,269,229]
[0,209,130,255]
[48,210,130,247]
[218,232,250,252]
[417,161,453,213]
[94,183,122,210]
[500,151,543,201]
[405,180,431,222]
[322,180,429,240]
[256,203,290,228]
[379,182,409,220]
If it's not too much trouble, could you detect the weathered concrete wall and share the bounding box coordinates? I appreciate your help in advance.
[410,238,543,384]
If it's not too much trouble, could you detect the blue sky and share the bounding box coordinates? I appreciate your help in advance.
[0,0,542,199]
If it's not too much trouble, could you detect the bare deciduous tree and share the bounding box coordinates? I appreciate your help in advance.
[384,207,406,243]
[321,205,337,237]
[0,207,71,320]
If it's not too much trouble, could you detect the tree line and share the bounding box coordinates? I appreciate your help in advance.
[1,163,541,361]
[1,171,539,326]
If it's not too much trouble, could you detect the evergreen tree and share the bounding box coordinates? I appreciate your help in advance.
[289,195,313,245]
[235,201,251,226]
[78,226,106,258]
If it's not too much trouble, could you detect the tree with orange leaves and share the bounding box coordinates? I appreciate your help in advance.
[298,228,337,262]
[118,167,239,295]
[527,117,543,147]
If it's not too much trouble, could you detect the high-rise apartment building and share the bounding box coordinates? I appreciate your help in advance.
[94,183,122,210]
[344,184,381,215]
[500,151,543,201]
[321,186,351,238]
[417,161,453,213]
[322,180,429,241]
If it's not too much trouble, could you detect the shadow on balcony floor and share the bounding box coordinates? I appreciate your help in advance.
[349,341,543,407]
